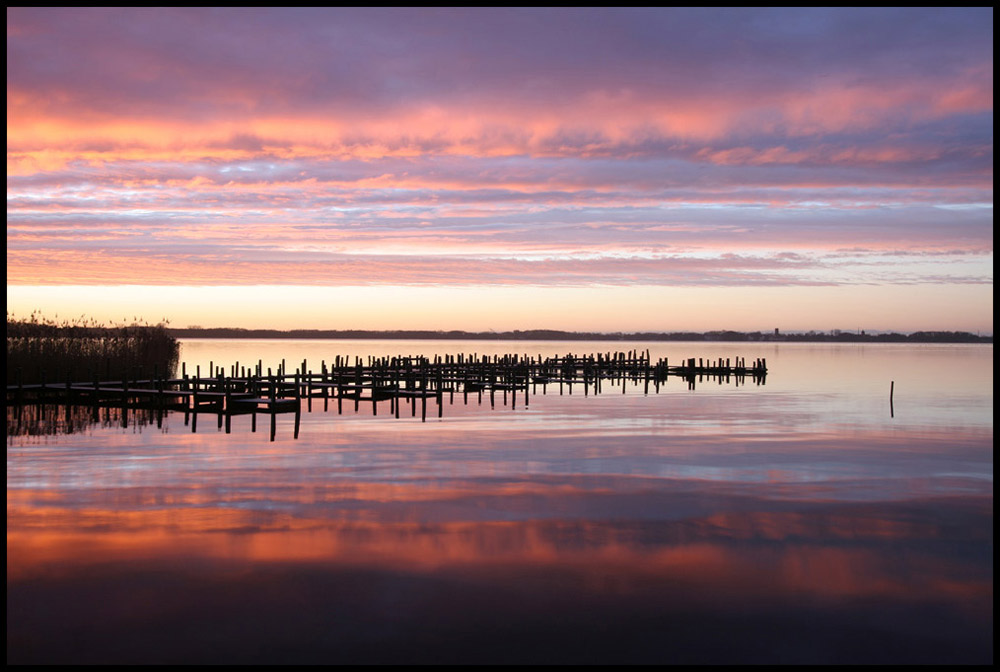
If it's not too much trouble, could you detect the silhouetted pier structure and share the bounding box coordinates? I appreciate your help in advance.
[7,351,766,440]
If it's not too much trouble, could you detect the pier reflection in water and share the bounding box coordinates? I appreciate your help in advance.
[6,342,993,664]
[6,348,766,441]
[7,400,167,437]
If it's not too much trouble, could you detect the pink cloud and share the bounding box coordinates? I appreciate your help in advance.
[6,8,993,324]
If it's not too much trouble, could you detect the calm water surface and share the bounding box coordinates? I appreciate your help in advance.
[7,340,993,663]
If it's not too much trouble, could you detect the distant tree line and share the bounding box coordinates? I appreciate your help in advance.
[167,327,992,343]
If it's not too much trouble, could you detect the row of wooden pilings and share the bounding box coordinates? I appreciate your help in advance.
[179,350,767,395]
[7,351,767,439]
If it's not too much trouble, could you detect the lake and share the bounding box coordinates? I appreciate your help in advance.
[7,340,993,664]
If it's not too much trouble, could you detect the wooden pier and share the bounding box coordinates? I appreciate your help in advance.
[7,351,767,440]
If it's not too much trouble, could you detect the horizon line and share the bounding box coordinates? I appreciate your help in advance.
[166,326,993,342]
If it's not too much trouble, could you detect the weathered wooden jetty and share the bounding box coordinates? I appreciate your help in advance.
[7,351,766,440]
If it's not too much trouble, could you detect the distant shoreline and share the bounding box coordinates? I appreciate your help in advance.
[168,328,992,344]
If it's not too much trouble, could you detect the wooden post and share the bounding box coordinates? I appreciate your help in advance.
[217,371,225,429]
[421,378,428,422]
[437,368,444,418]
[225,380,232,434]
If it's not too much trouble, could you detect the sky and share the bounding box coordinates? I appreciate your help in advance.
[6,7,994,333]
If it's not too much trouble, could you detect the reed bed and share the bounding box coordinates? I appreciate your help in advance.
[6,313,180,385]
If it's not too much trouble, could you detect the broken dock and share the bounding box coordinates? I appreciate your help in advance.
[7,350,767,440]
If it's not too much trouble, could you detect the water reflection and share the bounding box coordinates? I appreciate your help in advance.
[7,401,166,440]
[8,482,992,664]
[7,342,993,663]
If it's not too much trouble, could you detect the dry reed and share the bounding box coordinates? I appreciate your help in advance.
[7,312,180,385]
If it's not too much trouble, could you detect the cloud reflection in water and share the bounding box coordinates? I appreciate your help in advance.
[7,343,993,663]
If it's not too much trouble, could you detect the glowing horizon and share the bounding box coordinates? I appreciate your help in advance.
[6,8,993,333]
